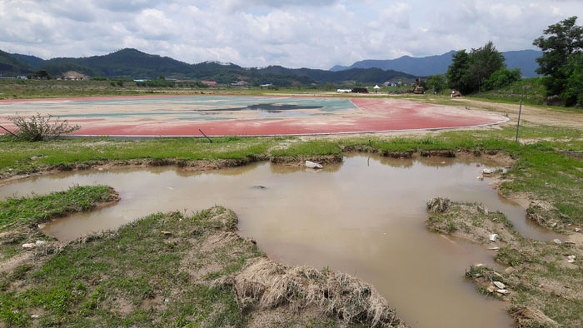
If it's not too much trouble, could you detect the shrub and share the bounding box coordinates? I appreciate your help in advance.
[6,113,80,141]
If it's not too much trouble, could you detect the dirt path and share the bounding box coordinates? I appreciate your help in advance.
[450,98,583,129]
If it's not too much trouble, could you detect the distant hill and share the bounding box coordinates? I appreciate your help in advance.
[331,51,457,77]
[10,53,45,70]
[42,48,195,78]
[0,47,536,85]
[331,50,542,78]
[1,48,416,85]
[501,50,542,78]
[256,65,414,84]
[0,49,31,75]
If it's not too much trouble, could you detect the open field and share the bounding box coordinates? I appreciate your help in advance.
[0,85,582,327]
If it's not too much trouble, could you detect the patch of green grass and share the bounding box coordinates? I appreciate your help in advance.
[271,139,342,157]
[0,136,276,175]
[0,185,116,227]
[500,144,583,224]
[495,246,527,266]
[0,207,263,327]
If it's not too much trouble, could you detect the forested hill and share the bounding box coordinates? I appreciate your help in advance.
[0,48,416,85]
[44,48,194,78]
[0,49,32,75]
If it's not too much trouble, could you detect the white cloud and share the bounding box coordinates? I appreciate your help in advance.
[0,0,582,68]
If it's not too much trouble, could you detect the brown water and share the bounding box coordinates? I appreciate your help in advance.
[0,155,556,328]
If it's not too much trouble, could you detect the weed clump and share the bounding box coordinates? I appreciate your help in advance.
[3,113,80,141]
[426,197,451,213]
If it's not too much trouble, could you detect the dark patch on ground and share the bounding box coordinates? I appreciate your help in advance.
[199,103,323,113]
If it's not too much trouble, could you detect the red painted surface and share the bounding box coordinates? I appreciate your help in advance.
[0,96,508,137]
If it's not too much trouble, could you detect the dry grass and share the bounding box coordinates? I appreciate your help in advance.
[231,257,407,328]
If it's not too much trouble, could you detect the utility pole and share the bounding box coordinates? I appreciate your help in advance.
[515,87,525,143]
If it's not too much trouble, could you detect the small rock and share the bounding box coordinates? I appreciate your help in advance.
[486,285,496,293]
[35,240,47,246]
[553,239,562,245]
[575,228,581,233]
[493,281,506,289]
[22,243,36,249]
[489,234,499,242]
[305,160,323,169]
[567,255,576,263]
[31,314,41,319]
[161,231,172,235]
[488,246,500,250]
[252,185,267,190]
[496,289,510,295]
[482,168,494,175]
[477,175,484,181]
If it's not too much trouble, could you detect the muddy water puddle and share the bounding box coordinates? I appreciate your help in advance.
[0,155,556,328]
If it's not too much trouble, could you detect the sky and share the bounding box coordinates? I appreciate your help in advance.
[0,0,581,69]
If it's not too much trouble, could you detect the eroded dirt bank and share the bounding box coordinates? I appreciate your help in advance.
[426,197,583,328]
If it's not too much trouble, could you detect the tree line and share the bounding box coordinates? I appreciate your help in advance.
[426,16,582,107]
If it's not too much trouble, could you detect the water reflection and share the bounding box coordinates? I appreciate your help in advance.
[0,155,556,328]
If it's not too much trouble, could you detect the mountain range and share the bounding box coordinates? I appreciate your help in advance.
[331,49,542,78]
[1,48,541,85]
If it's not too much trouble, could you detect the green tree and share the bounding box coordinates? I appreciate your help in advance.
[484,68,522,90]
[426,74,447,94]
[447,42,506,94]
[446,50,470,94]
[563,53,583,106]
[533,16,583,105]
[466,41,506,92]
